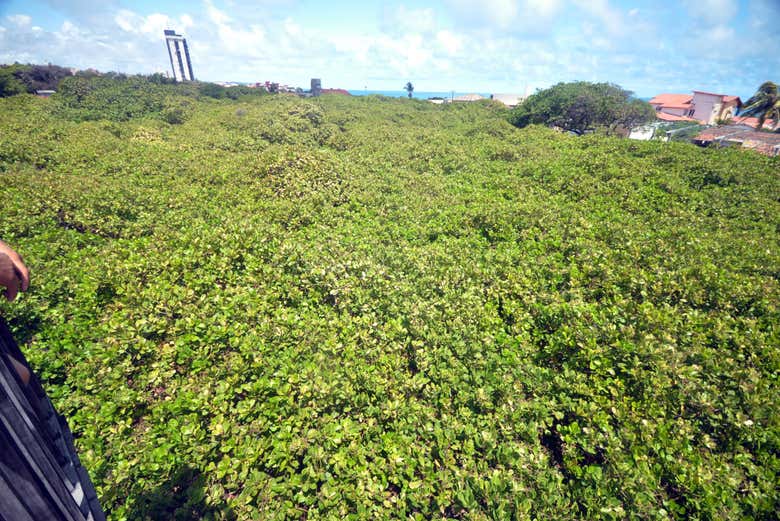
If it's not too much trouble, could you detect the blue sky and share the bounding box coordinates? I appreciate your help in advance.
[0,0,778,99]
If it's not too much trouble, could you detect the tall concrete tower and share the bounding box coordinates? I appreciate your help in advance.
[311,78,322,97]
[164,29,194,82]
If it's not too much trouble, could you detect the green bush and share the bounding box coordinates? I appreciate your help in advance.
[162,96,193,125]
[0,65,28,97]
[53,74,263,122]
[509,81,655,135]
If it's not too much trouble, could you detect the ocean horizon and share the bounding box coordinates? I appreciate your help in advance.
[347,90,493,100]
[346,90,653,103]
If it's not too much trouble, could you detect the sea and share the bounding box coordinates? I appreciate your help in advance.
[348,90,653,102]
[347,90,493,100]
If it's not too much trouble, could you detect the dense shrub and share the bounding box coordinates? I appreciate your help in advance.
[0,93,777,520]
[0,65,29,97]
[52,74,265,122]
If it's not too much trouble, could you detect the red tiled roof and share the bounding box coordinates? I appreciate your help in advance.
[730,116,775,129]
[694,125,780,156]
[649,93,693,106]
[322,88,351,95]
[691,91,741,105]
[656,112,697,122]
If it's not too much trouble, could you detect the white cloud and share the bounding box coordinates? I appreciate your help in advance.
[446,0,562,32]
[284,18,301,37]
[705,24,735,43]
[204,0,231,26]
[572,0,623,36]
[683,0,739,26]
[436,30,463,55]
[7,14,32,26]
[381,5,438,35]
[525,0,563,18]
[114,9,194,41]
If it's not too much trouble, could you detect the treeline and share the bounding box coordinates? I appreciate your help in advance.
[0,64,266,123]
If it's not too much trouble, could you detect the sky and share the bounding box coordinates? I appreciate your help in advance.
[0,0,778,99]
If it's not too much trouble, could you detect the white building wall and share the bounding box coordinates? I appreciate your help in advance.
[691,93,722,124]
[167,39,184,82]
[629,125,656,140]
[165,33,194,82]
[664,107,688,116]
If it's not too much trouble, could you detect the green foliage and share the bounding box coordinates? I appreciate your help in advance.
[53,74,265,122]
[54,75,187,121]
[0,65,29,97]
[509,81,655,135]
[741,81,779,131]
[0,92,778,520]
[162,96,193,125]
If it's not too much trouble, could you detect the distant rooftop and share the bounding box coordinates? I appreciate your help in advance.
[491,93,525,107]
[655,112,697,122]
[694,125,780,156]
[453,93,484,102]
[730,116,776,130]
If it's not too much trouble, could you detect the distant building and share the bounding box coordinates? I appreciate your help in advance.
[453,93,484,102]
[490,93,526,107]
[164,29,194,82]
[729,115,776,130]
[693,125,780,156]
[649,91,741,124]
[35,90,56,98]
[628,122,662,141]
[311,78,322,97]
[321,88,350,96]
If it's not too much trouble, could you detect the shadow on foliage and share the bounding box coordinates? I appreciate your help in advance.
[129,466,235,521]
[6,312,43,347]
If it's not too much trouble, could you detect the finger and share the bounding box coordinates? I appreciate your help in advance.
[0,253,16,292]
[4,276,19,302]
[11,258,29,292]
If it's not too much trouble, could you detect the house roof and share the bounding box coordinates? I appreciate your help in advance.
[694,125,780,156]
[692,91,742,104]
[453,93,484,102]
[491,93,525,107]
[649,94,693,106]
[651,92,741,108]
[730,116,775,129]
[321,88,351,96]
[656,112,697,122]
[693,90,728,97]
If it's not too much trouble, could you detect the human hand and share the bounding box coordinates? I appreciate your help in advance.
[0,241,29,302]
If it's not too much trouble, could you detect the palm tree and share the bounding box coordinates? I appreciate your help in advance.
[741,81,780,130]
[404,82,414,99]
